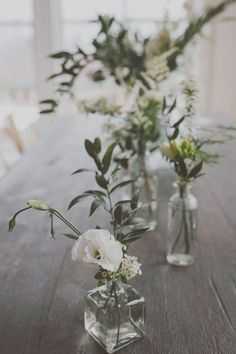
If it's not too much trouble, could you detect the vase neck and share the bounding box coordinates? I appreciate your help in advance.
[174,181,192,198]
[105,280,124,292]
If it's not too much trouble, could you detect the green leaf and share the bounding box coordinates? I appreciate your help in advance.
[49,51,71,59]
[124,227,150,239]
[68,190,106,210]
[196,173,205,179]
[175,156,187,178]
[71,168,94,175]
[122,226,150,243]
[168,98,176,113]
[62,233,79,240]
[102,143,117,174]
[123,235,143,243]
[39,99,58,114]
[94,137,101,153]
[95,271,105,280]
[39,99,58,106]
[89,199,104,217]
[188,160,203,178]
[84,139,97,159]
[120,275,128,284]
[110,179,133,194]
[47,73,62,81]
[87,190,107,198]
[110,166,121,182]
[8,217,16,232]
[114,200,132,207]
[94,156,103,172]
[162,97,166,113]
[68,193,90,209]
[131,191,139,210]
[114,205,123,225]
[170,127,179,140]
[171,116,185,129]
[95,174,107,189]
[49,212,55,239]
[124,216,147,226]
[39,109,54,114]
[60,82,72,87]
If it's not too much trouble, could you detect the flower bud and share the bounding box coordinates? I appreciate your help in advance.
[160,140,178,160]
[27,200,50,211]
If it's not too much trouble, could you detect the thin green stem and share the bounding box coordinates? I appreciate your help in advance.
[106,187,116,237]
[183,208,190,254]
[96,282,115,320]
[170,184,192,255]
[50,209,81,236]
[170,206,185,254]
[114,282,120,347]
[12,206,32,219]
[140,152,153,218]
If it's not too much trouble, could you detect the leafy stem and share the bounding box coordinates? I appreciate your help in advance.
[9,200,81,240]
[106,186,116,237]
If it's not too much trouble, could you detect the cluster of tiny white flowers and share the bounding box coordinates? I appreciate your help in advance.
[120,255,142,280]
[129,110,152,129]
[146,55,170,82]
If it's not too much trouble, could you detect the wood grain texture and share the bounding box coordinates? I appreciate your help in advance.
[0,115,235,354]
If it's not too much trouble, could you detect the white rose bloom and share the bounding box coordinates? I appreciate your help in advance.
[71,229,123,272]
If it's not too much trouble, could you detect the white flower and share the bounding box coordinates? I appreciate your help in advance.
[71,229,123,272]
[120,255,142,280]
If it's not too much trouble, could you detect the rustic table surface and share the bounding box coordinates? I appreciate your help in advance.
[0,115,236,354]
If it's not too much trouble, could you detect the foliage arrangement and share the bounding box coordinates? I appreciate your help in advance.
[39,0,236,114]
[111,91,162,168]
[9,138,148,283]
[160,79,236,191]
[8,136,151,349]
[158,79,236,263]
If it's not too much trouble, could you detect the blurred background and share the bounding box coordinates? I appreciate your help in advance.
[0,0,235,177]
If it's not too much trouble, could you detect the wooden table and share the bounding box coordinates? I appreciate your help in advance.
[0,115,236,354]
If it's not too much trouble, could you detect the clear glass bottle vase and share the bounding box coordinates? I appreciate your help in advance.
[129,153,158,230]
[84,281,145,353]
[167,182,198,266]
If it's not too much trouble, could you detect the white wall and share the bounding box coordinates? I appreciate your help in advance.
[198,0,236,119]
[33,0,62,100]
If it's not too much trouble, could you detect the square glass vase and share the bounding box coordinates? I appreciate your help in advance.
[84,281,145,353]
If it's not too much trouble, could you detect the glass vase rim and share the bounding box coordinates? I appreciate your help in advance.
[173,181,193,189]
[172,181,194,197]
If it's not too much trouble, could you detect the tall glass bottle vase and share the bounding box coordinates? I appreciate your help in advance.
[84,281,145,353]
[130,153,158,230]
[167,182,198,266]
